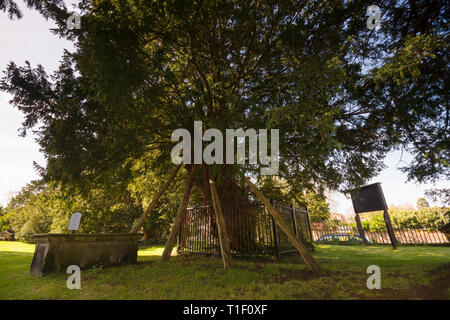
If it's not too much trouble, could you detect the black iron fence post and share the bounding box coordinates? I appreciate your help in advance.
[290,204,298,238]
[177,217,183,255]
[305,205,313,242]
[270,199,280,260]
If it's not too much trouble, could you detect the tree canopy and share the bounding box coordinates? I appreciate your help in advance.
[425,188,450,207]
[1,0,448,200]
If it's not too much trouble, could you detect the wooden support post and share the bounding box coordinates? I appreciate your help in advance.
[130,165,182,233]
[208,168,233,269]
[161,166,195,261]
[383,210,398,249]
[355,213,369,245]
[243,176,321,274]
[376,183,398,249]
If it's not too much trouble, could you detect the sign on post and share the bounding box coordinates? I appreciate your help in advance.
[68,212,82,232]
[350,183,387,213]
[349,183,397,249]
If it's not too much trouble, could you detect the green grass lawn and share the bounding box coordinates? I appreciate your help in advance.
[0,241,449,299]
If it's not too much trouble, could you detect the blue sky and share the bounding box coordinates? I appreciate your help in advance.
[0,3,448,214]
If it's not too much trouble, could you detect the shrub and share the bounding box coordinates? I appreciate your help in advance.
[350,207,449,231]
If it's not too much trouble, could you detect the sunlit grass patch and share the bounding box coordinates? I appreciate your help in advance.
[0,241,35,253]
[138,246,166,257]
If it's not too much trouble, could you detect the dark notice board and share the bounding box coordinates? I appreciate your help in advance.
[350,183,388,213]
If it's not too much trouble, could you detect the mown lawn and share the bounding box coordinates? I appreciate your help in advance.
[0,241,449,299]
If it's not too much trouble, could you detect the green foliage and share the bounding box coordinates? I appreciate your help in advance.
[257,176,292,204]
[326,219,345,229]
[127,151,186,238]
[1,0,447,200]
[352,207,449,231]
[390,207,449,230]
[257,177,330,222]
[6,181,143,241]
[0,207,14,232]
[0,0,64,20]
[356,220,371,231]
[5,181,51,240]
[367,213,387,231]
[298,193,330,222]
[4,151,185,241]
[425,188,450,207]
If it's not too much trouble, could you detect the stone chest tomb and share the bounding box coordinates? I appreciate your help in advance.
[29,233,142,276]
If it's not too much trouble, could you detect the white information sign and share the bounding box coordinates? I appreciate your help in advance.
[68,212,82,231]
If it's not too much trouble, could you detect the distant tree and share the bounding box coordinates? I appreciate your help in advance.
[0,0,64,19]
[6,181,52,240]
[369,213,388,231]
[350,218,373,231]
[298,192,330,222]
[0,206,14,232]
[353,207,449,231]
[390,207,449,230]
[417,197,430,209]
[6,179,144,240]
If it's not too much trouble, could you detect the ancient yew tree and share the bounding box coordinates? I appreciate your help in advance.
[1,1,448,271]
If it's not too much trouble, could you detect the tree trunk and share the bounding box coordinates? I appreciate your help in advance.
[243,176,321,275]
[197,166,256,252]
[161,166,195,261]
[143,223,161,239]
[130,164,181,233]
[207,167,233,269]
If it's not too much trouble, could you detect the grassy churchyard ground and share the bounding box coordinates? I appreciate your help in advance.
[0,241,449,300]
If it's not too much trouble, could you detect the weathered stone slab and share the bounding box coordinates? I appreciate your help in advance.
[29,233,143,276]
[67,212,82,231]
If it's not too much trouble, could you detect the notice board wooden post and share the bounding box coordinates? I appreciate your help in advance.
[376,183,398,249]
[354,212,369,245]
